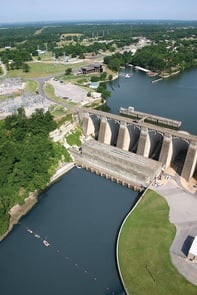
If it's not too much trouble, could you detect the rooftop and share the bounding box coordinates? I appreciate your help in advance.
[189,236,197,256]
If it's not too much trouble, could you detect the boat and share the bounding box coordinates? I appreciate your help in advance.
[125,73,131,78]
[43,240,50,247]
[34,234,40,238]
[76,164,82,169]
[27,228,33,234]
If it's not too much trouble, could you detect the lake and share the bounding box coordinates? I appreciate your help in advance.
[0,68,197,295]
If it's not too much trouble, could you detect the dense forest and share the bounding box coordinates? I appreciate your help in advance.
[0,108,71,236]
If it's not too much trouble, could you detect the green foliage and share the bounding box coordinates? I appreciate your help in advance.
[22,63,30,73]
[66,127,82,147]
[104,52,133,72]
[0,48,32,71]
[90,75,100,82]
[65,68,72,75]
[0,108,71,236]
[97,84,111,100]
[100,71,107,81]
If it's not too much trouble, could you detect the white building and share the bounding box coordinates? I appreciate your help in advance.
[188,236,197,262]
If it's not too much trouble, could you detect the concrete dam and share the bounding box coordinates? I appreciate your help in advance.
[71,107,197,189]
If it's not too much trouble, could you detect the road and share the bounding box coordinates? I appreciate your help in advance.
[152,176,197,286]
[0,62,7,78]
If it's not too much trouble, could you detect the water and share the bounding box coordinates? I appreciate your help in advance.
[1,68,197,295]
[0,168,137,295]
[106,67,197,134]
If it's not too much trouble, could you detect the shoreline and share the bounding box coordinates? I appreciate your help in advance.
[117,177,197,293]
[0,162,74,242]
[116,188,147,295]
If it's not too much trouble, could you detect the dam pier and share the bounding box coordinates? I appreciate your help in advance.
[70,107,197,189]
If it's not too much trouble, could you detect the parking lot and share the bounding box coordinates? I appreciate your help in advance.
[153,176,197,285]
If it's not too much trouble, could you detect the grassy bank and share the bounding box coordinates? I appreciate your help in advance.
[118,189,197,295]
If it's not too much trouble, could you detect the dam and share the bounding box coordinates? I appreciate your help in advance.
[70,107,197,188]
[119,106,182,129]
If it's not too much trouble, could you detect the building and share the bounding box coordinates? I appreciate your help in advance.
[188,236,197,262]
[81,63,103,75]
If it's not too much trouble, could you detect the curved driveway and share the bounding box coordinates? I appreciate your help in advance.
[152,177,197,285]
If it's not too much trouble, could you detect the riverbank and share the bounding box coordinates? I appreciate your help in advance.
[117,187,197,295]
[116,188,146,295]
[0,162,74,242]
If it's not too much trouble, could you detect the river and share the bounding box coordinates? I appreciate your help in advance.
[0,68,197,295]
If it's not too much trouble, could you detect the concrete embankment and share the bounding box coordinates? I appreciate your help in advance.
[0,162,74,242]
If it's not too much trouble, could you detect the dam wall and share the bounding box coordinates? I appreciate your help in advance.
[75,107,197,182]
[71,140,162,190]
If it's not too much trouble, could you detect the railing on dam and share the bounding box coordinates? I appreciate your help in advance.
[119,107,182,129]
[72,107,197,182]
[76,106,197,142]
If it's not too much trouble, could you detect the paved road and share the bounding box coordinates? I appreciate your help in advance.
[0,62,7,78]
[152,177,197,285]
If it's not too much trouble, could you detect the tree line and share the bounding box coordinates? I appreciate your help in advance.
[104,39,197,73]
[0,108,71,236]
[0,21,197,73]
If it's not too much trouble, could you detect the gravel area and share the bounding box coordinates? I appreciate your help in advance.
[49,79,91,105]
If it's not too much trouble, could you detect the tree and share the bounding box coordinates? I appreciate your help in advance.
[22,63,30,72]
[65,68,72,75]
[100,72,107,81]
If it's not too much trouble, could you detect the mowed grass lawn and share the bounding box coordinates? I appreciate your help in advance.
[6,62,67,78]
[118,189,197,295]
[6,61,87,79]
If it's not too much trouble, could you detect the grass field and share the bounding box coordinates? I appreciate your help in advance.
[118,189,197,295]
[6,61,86,79]
[24,80,38,93]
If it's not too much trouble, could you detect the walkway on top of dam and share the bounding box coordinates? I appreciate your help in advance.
[119,106,182,129]
[75,107,197,142]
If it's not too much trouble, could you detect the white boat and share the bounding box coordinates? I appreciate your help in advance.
[27,228,33,234]
[35,234,40,238]
[43,240,50,247]
[125,73,131,78]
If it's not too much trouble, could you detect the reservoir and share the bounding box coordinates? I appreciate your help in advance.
[0,169,138,295]
[0,68,197,295]
[107,67,197,134]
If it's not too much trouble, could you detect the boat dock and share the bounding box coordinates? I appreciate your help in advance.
[135,66,149,73]
[119,107,182,129]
